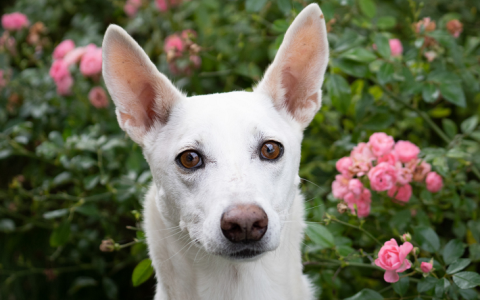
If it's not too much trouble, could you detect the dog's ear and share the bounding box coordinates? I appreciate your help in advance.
[255,4,329,128]
[102,25,184,146]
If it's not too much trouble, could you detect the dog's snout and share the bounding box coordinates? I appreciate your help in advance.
[221,204,268,243]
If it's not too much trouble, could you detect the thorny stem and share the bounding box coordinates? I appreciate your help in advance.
[375,80,480,181]
[329,216,383,246]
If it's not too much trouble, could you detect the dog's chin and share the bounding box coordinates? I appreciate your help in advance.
[225,248,266,261]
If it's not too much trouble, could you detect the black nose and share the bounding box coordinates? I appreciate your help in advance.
[220,204,268,243]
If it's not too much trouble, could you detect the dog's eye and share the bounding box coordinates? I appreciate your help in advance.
[178,151,203,169]
[260,141,283,160]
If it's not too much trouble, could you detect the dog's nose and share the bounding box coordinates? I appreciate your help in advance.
[221,204,268,243]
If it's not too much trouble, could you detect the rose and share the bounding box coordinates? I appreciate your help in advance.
[79,46,102,77]
[49,60,70,82]
[426,172,443,193]
[396,164,413,185]
[368,132,395,157]
[332,175,349,200]
[421,262,433,273]
[388,184,412,203]
[55,74,73,96]
[446,19,463,38]
[124,0,142,17]
[375,239,413,283]
[350,142,375,176]
[53,40,75,60]
[368,162,397,191]
[1,12,29,31]
[394,140,420,163]
[336,157,353,177]
[63,47,88,66]
[414,17,436,33]
[348,179,363,196]
[344,188,371,218]
[88,86,109,108]
[407,159,431,182]
[378,152,397,166]
[389,39,403,56]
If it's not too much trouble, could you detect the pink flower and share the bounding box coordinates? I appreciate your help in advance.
[408,159,431,182]
[356,189,372,218]
[348,179,363,196]
[394,141,420,163]
[336,157,353,177]
[155,0,168,11]
[1,13,29,31]
[164,34,184,53]
[389,39,403,57]
[424,51,437,62]
[350,142,375,176]
[332,175,349,200]
[446,20,463,38]
[368,162,397,191]
[388,184,412,203]
[124,0,142,17]
[426,172,443,193]
[378,152,397,166]
[182,29,197,40]
[375,239,413,283]
[414,17,436,33]
[80,46,102,77]
[396,164,413,185]
[369,132,395,157]
[63,46,88,66]
[88,86,109,108]
[49,60,70,82]
[53,40,75,60]
[421,262,433,273]
[55,73,73,96]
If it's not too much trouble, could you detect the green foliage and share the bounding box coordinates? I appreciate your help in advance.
[1,0,480,299]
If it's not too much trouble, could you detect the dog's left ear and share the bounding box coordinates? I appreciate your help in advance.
[255,4,329,128]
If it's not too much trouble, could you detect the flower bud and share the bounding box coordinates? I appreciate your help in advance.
[400,233,412,242]
[99,239,115,252]
[413,247,420,256]
[420,261,433,273]
[337,202,348,214]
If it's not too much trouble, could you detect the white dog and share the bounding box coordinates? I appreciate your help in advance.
[102,3,328,299]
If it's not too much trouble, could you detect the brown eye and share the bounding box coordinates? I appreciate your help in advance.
[260,141,283,160]
[178,151,203,169]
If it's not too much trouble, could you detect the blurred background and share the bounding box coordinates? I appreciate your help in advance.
[1,0,480,299]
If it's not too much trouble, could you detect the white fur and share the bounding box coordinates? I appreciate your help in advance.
[102,4,329,300]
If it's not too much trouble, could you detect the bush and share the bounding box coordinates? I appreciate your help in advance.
[1,0,480,299]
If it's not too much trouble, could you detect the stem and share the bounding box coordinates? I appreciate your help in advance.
[330,216,383,246]
[304,259,383,270]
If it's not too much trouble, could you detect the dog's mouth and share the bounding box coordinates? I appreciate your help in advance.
[225,248,265,260]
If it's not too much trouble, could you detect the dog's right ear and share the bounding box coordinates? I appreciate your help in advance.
[102,25,184,146]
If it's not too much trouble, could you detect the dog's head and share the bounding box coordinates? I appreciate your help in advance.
[102,4,328,260]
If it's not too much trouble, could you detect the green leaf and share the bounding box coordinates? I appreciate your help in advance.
[50,221,71,247]
[422,83,439,103]
[336,59,368,77]
[337,245,355,257]
[276,0,291,15]
[374,34,390,58]
[0,219,15,232]
[447,259,471,275]
[132,258,154,287]
[414,226,440,253]
[440,83,466,107]
[468,220,480,243]
[453,272,480,289]
[344,288,383,300]
[326,74,351,114]
[358,0,376,18]
[272,19,289,33]
[435,278,451,298]
[461,116,478,134]
[340,48,377,63]
[43,208,69,220]
[458,288,478,300]
[418,277,438,293]
[362,112,395,130]
[377,62,394,85]
[443,239,465,265]
[469,244,480,262]
[102,277,118,300]
[442,119,458,139]
[305,223,335,249]
[377,16,396,30]
[392,276,409,296]
[245,0,268,12]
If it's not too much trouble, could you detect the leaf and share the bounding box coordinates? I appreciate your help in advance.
[414,226,440,253]
[392,276,409,296]
[358,0,376,18]
[435,278,451,298]
[326,74,351,114]
[443,239,466,265]
[43,208,69,220]
[336,59,368,78]
[276,0,291,15]
[102,277,118,300]
[132,258,154,287]
[271,19,289,33]
[461,116,478,134]
[362,112,395,130]
[50,221,71,247]
[374,34,390,58]
[442,119,458,139]
[458,289,478,300]
[453,272,480,289]
[440,83,466,107]
[447,259,471,275]
[305,223,335,249]
[422,83,439,103]
[469,244,480,262]
[52,171,72,186]
[0,219,15,232]
[377,62,394,85]
[468,220,480,243]
[377,16,396,30]
[246,0,268,12]
[417,277,438,293]
[344,288,383,300]
[340,48,377,63]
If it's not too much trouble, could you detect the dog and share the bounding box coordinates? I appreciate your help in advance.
[102,3,328,299]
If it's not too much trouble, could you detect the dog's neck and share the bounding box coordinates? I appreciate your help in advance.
[144,183,312,300]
